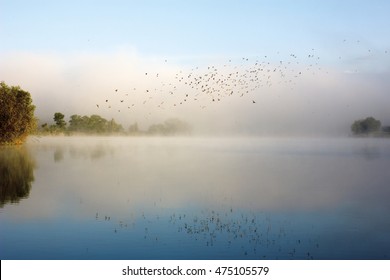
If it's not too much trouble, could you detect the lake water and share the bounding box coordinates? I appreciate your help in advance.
[1,136,390,260]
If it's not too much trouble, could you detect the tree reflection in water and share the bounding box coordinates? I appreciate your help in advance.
[0,146,35,207]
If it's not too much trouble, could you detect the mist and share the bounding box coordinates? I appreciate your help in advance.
[1,49,389,137]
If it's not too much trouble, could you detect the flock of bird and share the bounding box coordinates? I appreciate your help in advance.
[88,42,387,258]
[95,52,319,114]
[94,39,388,118]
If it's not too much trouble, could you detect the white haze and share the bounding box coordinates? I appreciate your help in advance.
[1,49,389,136]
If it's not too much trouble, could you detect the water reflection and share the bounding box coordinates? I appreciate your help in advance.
[53,147,64,162]
[12,137,390,215]
[53,145,110,162]
[1,136,390,259]
[0,146,35,207]
[68,144,113,161]
[357,144,381,160]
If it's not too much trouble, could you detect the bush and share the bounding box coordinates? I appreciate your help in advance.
[351,117,381,135]
[0,82,37,144]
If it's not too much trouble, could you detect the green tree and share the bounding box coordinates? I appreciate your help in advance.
[53,112,66,129]
[106,118,123,133]
[88,114,107,133]
[68,114,83,132]
[351,117,381,135]
[0,81,37,144]
[68,114,123,134]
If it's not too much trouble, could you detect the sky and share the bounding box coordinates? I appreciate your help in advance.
[1,0,390,136]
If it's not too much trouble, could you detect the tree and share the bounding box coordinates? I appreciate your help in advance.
[0,81,37,144]
[67,114,123,134]
[87,114,106,133]
[147,118,192,135]
[106,118,123,133]
[163,118,192,135]
[382,126,390,134]
[68,114,83,132]
[53,112,66,129]
[351,117,381,135]
[148,123,166,135]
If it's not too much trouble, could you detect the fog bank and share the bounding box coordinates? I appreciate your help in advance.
[1,50,389,136]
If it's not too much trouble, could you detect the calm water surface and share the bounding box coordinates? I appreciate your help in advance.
[1,136,390,259]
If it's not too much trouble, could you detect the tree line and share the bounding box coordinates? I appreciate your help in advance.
[40,113,124,135]
[2,81,389,145]
[1,82,191,144]
[39,112,192,136]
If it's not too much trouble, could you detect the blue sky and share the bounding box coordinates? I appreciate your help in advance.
[2,0,389,56]
[1,0,390,135]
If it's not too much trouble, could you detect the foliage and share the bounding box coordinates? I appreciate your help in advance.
[53,112,66,129]
[147,118,192,135]
[0,81,37,144]
[351,117,381,135]
[382,126,390,134]
[38,112,191,137]
[0,146,35,207]
[68,114,123,134]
